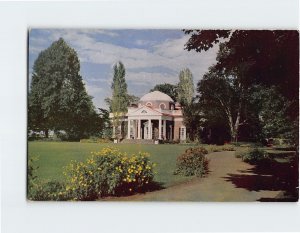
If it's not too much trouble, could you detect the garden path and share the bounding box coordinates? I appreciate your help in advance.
[106,151,283,201]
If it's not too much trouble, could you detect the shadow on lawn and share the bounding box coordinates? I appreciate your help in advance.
[223,155,299,202]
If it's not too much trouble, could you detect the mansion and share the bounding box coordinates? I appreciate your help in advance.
[109,91,186,142]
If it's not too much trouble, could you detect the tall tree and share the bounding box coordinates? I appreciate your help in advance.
[176,68,197,141]
[197,65,247,142]
[150,83,178,102]
[177,68,194,105]
[110,61,129,139]
[249,85,294,141]
[105,94,139,112]
[184,30,299,119]
[184,30,299,143]
[28,38,97,140]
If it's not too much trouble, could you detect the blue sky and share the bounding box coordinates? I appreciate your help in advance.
[28,29,218,109]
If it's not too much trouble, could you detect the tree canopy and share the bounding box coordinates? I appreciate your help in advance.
[110,61,129,139]
[184,30,299,144]
[184,30,299,118]
[177,68,194,105]
[28,38,98,140]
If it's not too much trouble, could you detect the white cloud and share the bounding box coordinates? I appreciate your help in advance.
[29,29,219,108]
[84,81,109,109]
[38,30,218,81]
[126,71,177,86]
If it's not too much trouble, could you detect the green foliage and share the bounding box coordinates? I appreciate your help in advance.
[250,85,294,140]
[28,155,69,200]
[63,147,156,200]
[174,147,209,177]
[205,144,235,152]
[110,62,129,139]
[221,144,235,151]
[184,30,298,108]
[28,180,69,201]
[206,145,222,152]
[185,30,299,144]
[80,137,112,143]
[240,148,271,164]
[177,68,194,105]
[198,63,247,143]
[150,83,178,102]
[182,100,203,141]
[28,38,98,140]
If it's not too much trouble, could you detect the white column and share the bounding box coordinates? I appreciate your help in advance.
[148,119,151,139]
[183,127,186,140]
[137,119,141,139]
[158,118,162,140]
[127,119,131,139]
[163,120,166,139]
[112,126,115,138]
[133,120,136,139]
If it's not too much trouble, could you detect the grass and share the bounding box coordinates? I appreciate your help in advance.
[28,141,197,188]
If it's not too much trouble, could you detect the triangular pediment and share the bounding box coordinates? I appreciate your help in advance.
[128,105,162,116]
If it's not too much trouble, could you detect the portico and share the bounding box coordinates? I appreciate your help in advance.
[110,90,186,143]
[126,108,174,140]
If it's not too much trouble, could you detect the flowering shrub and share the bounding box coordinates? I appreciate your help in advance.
[63,147,155,200]
[174,147,209,177]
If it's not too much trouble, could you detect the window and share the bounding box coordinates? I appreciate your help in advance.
[180,127,186,140]
[159,103,166,109]
[146,102,152,107]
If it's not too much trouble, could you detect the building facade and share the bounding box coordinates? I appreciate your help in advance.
[110,91,186,142]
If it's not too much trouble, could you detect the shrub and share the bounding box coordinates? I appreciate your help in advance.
[206,144,235,152]
[174,147,209,177]
[28,156,69,201]
[63,147,155,200]
[241,148,271,164]
[206,145,220,152]
[272,145,296,151]
[80,137,111,143]
[28,180,69,201]
[221,144,235,151]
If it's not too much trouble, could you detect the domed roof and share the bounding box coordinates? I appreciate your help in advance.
[140,91,174,102]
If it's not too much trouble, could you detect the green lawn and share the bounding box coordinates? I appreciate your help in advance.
[28,141,195,188]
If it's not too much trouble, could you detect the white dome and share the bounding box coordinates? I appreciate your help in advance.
[140,91,174,102]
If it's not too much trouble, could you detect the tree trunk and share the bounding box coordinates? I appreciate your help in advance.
[44,129,49,138]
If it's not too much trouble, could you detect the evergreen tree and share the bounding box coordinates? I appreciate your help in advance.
[28,38,97,140]
[177,68,196,140]
[110,61,129,139]
[177,68,194,105]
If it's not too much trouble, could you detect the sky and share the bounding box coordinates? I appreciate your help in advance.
[28,29,218,109]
